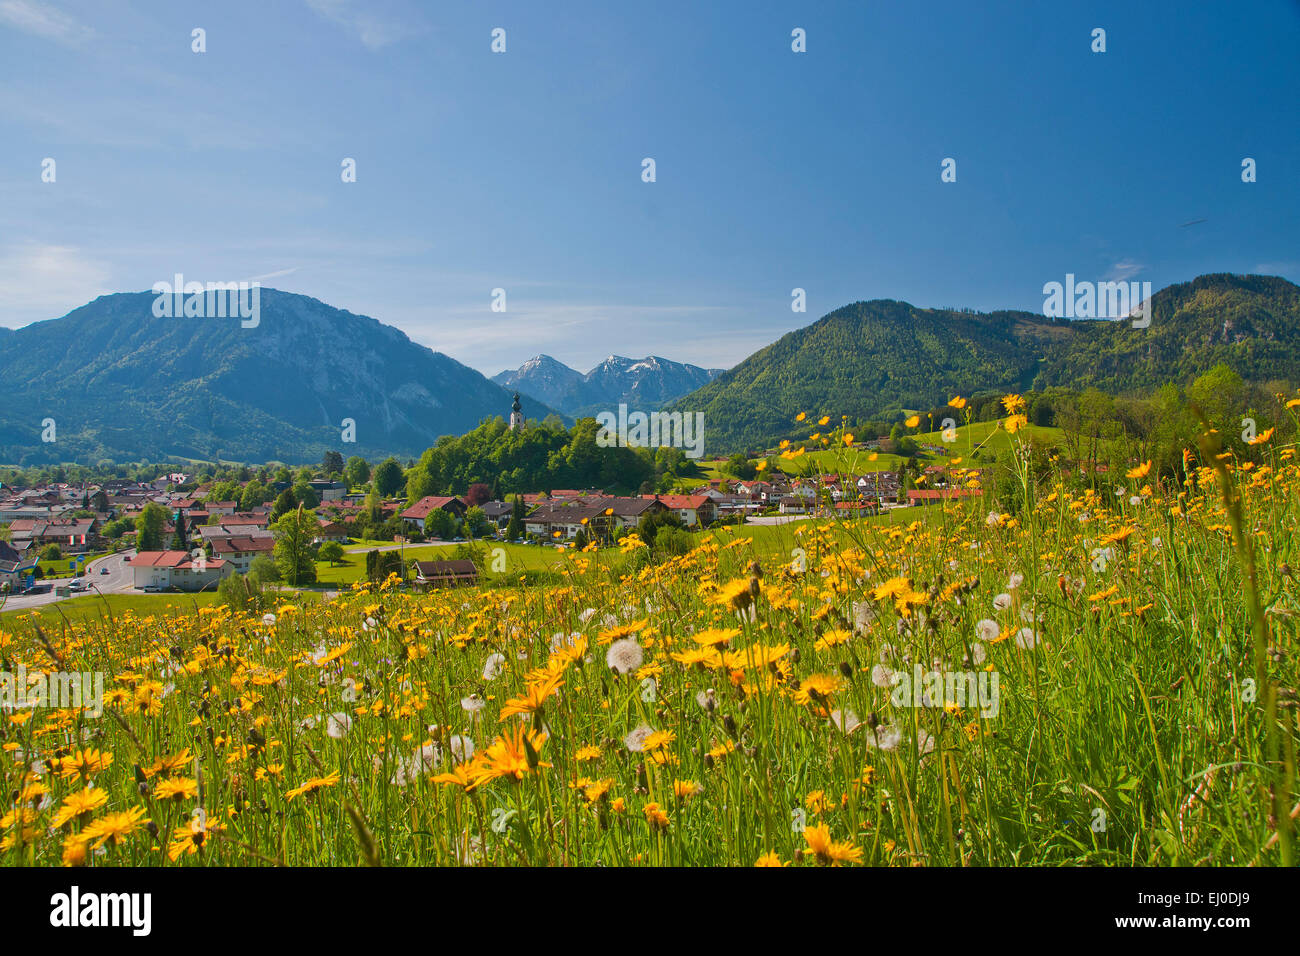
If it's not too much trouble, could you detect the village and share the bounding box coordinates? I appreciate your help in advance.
[0,459,984,605]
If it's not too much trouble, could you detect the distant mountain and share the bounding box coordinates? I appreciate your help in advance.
[493,354,724,418]
[668,273,1300,451]
[0,289,561,465]
[490,355,585,410]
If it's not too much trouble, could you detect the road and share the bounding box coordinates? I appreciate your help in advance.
[0,549,136,613]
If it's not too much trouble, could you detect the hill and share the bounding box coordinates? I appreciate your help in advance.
[0,289,561,464]
[668,274,1300,451]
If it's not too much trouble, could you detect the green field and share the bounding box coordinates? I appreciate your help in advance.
[0,591,223,626]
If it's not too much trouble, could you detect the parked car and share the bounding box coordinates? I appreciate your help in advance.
[141,584,162,592]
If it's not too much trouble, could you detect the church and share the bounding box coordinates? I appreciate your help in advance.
[509,392,525,431]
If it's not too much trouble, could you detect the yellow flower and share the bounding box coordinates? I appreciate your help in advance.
[285,771,340,801]
[81,806,149,848]
[802,823,862,865]
[51,788,109,828]
[1125,460,1152,480]
[755,851,787,867]
[643,802,670,830]
[904,415,920,428]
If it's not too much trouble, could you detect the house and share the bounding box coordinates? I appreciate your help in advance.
[128,551,232,591]
[646,494,715,528]
[413,559,479,589]
[8,517,99,553]
[313,519,350,544]
[208,536,276,574]
[400,496,467,532]
[596,495,665,530]
[480,500,515,530]
[307,480,349,502]
[0,540,37,592]
[777,496,809,515]
[524,500,613,540]
[205,500,238,516]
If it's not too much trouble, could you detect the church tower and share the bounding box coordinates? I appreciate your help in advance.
[509,391,524,431]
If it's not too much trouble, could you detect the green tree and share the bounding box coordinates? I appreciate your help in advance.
[272,505,319,587]
[171,510,189,550]
[464,506,491,539]
[425,508,458,541]
[271,488,297,520]
[345,456,371,488]
[373,457,406,497]
[137,502,168,551]
[506,495,524,540]
[249,554,281,585]
[318,541,346,566]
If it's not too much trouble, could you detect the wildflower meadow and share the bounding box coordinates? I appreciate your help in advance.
[3,394,1298,869]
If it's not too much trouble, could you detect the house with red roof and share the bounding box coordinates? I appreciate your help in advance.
[399,495,467,532]
[128,550,232,591]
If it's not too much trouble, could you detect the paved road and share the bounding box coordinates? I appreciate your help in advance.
[0,549,136,613]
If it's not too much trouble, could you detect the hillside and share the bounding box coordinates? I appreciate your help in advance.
[668,274,1300,451]
[0,289,561,465]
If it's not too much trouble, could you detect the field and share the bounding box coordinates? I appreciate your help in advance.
[1,401,1297,867]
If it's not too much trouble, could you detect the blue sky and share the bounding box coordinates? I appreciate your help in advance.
[2,0,1297,376]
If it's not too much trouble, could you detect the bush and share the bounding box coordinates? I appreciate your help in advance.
[217,573,266,614]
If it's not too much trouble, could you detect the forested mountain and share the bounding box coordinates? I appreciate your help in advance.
[668,274,1300,451]
[0,290,561,464]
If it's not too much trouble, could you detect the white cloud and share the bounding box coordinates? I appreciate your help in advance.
[0,0,91,45]
[305,0,407,50]
[0,243,113,327]
[1105,259,1146,282]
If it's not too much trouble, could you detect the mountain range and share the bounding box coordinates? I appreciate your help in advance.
[2,273,1297,465]
[492,354,724,419]
[667,273,1300,450]
[0,289,560,465]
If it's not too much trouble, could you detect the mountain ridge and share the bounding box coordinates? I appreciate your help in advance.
[666,273,1300,450]
[0,289,561,465]
[492,352,724,418]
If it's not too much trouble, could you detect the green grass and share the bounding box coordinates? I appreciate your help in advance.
[0,591,222,626]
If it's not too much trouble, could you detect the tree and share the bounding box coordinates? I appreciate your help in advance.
[373,457,405,497]
[322,451,344,478]
[217,573,264,614]
[722,453,757,481]
[249,554,280,585]
[172,510,193,550]
[292,482,320,510]
[240,480,271,512]
[271,489,297,520]
[40,543,62,562]
[464,482,492,507]
[464,506,491,539]
[90,489,109,511]
[318,541,346,566]
[506,495,524,541]
[137,502,168,551]
[272,505,319,587]
[425,508,458,541]
[345,456,370,488]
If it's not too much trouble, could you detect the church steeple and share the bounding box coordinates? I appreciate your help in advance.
[509,391,524,431]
